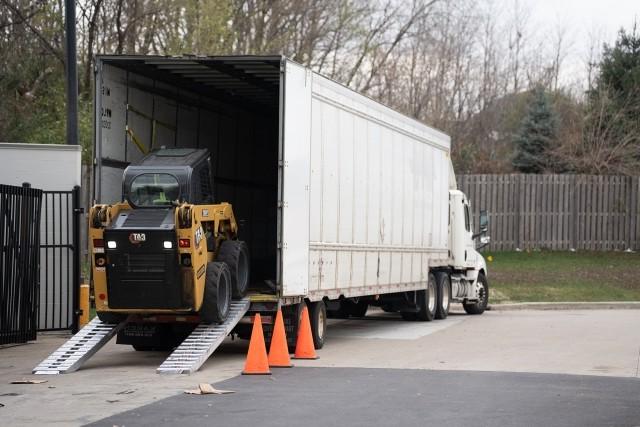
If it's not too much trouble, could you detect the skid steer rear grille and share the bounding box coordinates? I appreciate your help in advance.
[126,254,165,273]
[104,229,183,309]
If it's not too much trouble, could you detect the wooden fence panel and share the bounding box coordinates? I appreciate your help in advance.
[457,174,640,251]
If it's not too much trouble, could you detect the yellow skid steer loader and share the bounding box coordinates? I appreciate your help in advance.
[89,148,249,350]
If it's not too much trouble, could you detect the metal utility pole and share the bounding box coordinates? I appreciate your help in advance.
[65,0,78,146]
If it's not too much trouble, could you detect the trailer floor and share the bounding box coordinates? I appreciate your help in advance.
[1,307,639,426]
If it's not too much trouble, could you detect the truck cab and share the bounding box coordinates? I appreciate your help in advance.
[448,189,490,313]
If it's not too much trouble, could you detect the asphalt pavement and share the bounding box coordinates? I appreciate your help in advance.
[2,308,640,426]
[89,367,640,427]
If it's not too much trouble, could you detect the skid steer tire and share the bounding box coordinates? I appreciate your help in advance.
[463,273,489,315]
[217,240,250,298]
[200,262,231,324]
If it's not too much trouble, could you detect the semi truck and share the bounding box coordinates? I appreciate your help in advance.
[35,55,489,375]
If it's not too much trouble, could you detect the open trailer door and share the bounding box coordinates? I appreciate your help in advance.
[279,60,312,297]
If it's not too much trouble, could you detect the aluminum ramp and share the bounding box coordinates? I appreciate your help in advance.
[33,318,126,374]
[157,298,250,374]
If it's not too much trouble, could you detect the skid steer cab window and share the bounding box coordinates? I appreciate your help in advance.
[129,174,179,207]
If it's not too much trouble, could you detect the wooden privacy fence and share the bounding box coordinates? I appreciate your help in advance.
[457,174,640,251]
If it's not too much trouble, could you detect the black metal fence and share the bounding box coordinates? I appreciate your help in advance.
[0,183,43,345]
[39,187,81,332]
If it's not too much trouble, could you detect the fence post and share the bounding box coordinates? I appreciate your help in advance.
[515,174,522,250]
[570,175,578,250]
[71,185,83,333]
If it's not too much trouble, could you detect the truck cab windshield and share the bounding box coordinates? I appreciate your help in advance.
[129,173,179,207]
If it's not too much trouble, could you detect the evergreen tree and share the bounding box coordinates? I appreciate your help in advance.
[512,87,557,173]
[592,23,640,135]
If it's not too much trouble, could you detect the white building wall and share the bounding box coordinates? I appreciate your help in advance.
[0,143,81,190]
[0,143,82,330]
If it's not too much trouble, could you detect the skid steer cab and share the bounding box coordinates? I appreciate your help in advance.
[89,148,249,330]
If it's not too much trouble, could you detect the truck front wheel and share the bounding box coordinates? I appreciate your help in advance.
[307,301,327,349]
[463,273,489,315]
[200,262,231,324]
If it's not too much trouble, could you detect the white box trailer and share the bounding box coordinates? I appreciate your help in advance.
[93,55,489,349]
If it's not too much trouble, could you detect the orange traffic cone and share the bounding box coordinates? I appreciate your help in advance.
[292,305,319,360]
[268,309,293,368]
[242,313,271,375]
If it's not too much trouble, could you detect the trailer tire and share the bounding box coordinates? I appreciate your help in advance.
[286,302,305,353]
[463,273,489,315]
[326,300,350,319]
[381,304,396,313]
[217,240,250,298]
[200,262,231,324]
[401,312,417,321]
[328,299,368,318]
[348,299,369,318]
[435,271,451,320]
[416,273,437,321]
[307,301,327,349]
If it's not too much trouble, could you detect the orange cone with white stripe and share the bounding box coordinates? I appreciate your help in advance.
[242,313,271,375]
[292,306,318,360]
[268,309,293,368]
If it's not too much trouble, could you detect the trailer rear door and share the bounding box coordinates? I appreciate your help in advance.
[280,60,311,296]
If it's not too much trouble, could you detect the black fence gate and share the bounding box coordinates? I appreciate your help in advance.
[0,183,43,345]
[39,187,81,333]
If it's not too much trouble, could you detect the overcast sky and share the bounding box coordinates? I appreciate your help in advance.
[517,0,639,88]
[530,0,638,36]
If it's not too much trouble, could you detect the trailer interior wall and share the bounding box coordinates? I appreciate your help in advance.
[303,74,451,300]
[95,56,281,285]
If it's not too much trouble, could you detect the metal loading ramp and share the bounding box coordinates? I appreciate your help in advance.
[33,318,126,374]
[157,298,250,374]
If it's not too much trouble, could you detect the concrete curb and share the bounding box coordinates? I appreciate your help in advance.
[488,302,640,311]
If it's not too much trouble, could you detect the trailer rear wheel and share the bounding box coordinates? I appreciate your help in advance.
[435,271,451,319]
[401,311,417,321]
[307,301,327,349]
[200,262,231,324]
[348,299,369,318]
[381,304,396,313]
[401,274,437,321]
[285,302,305,352]
[463,273,489,315]
[416,273,437,321]
[216,240,250,298]
[328,299,368,318]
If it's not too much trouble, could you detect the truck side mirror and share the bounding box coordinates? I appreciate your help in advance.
[479,210,489,233]
[477,235,491,250]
